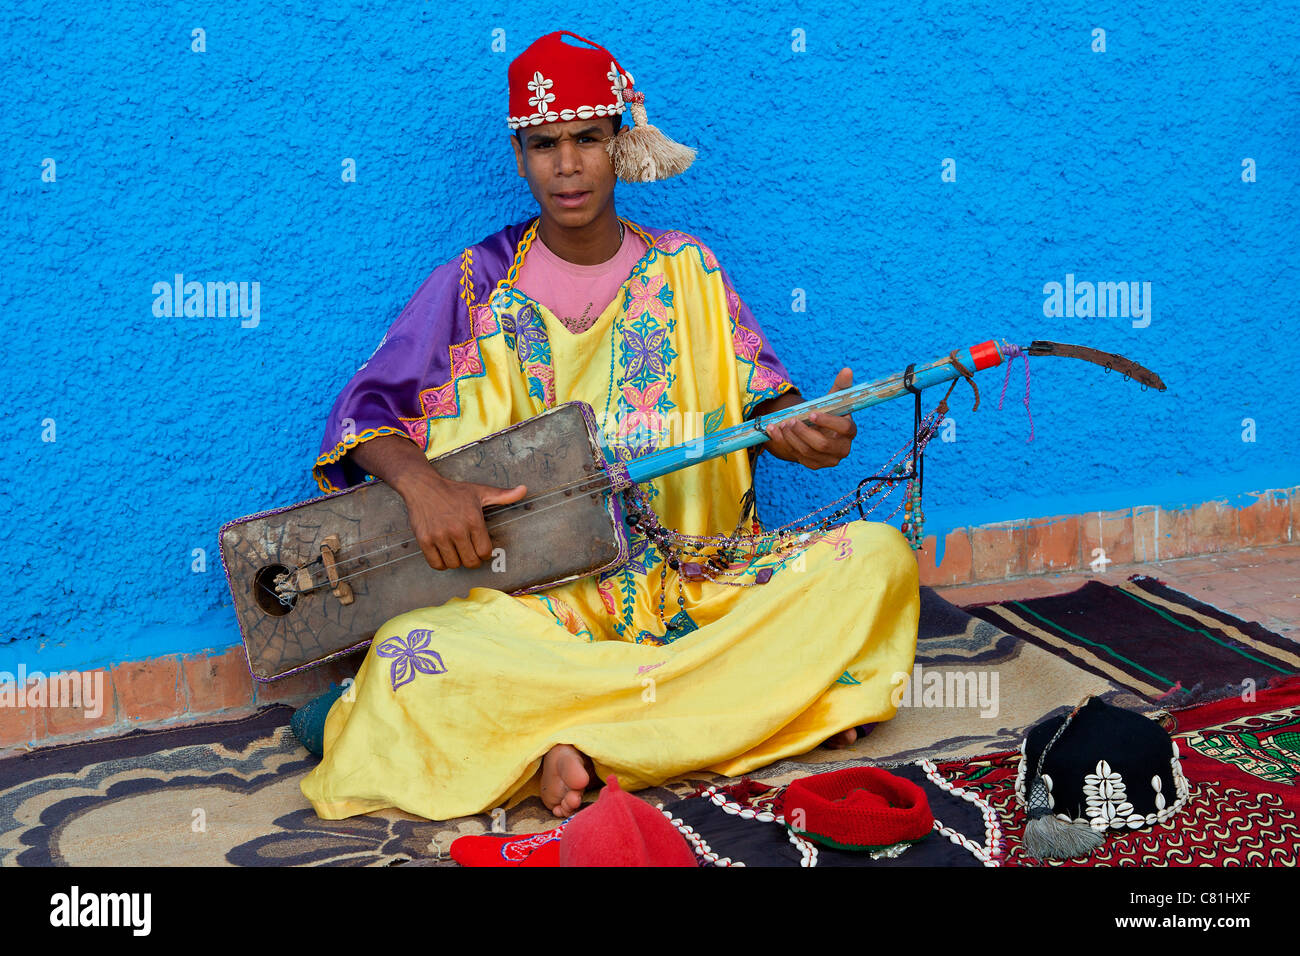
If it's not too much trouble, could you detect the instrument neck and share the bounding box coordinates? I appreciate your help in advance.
[621,341,1002,486]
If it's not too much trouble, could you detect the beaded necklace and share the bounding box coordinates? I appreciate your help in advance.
[621,394,952,630]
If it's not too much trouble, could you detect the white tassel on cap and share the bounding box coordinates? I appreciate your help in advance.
[606,86,696,183]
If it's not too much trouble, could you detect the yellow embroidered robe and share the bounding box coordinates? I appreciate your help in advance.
[300,221,919,821]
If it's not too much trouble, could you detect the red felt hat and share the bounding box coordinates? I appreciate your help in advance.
[782,767,934,852]
[559,775,697,867]
[508,31,631,131]
[507,30,696,182]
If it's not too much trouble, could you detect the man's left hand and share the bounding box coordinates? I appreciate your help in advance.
[764,367,857,470]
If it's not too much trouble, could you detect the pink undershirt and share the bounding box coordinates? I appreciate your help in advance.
[514,226,649,333]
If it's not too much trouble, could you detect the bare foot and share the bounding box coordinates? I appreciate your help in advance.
[540,744,592,818]
[824,727,859,749]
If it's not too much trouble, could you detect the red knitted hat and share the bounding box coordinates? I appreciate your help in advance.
[782,767,934,852]
[559,775,697,867]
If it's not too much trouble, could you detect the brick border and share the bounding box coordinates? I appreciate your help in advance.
[3,487,1295,755]
[0,651,360,757]
[915,486,1296,587]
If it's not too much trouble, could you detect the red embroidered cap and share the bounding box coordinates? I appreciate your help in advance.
[507,30,697,182]
[507,31,631,131]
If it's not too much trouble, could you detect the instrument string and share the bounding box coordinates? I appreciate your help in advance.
[278,395,948,599]
[305,403,945,596]
[302,476,626,591]
[280,471,619,595]
[295,467,620,562]
[291,385,904,577]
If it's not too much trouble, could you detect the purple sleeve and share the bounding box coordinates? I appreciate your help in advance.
[717,264,797,418]
[312,257,470,493]
[311,221,531,493]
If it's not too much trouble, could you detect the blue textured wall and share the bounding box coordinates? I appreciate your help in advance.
[3,0,1297,675]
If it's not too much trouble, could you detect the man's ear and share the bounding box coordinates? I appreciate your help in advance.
[510,134,526,178]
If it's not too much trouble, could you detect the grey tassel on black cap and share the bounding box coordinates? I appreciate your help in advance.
[1022,775,1104,860]
[1021,697,1106,861]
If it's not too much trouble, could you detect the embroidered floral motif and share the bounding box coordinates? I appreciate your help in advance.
[470,303,498,337]
[626,273,673,323]
[702,405,726,434]
[732,324,762,362]
[376,629,448,692]
[525,362,555,406]
[597,579,618,615]
[652,231,719,270]
[449,340,484,379]
[523,594,594,641]
[512,304,551,365]
[619,382,668,437]
[748,364,788,394]
[818,526,854,561]
[421,381,459,417]
[403,418,427,447]
[621,326,671,382]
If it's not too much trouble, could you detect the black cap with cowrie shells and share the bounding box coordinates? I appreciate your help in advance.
[1014,696,1191,859]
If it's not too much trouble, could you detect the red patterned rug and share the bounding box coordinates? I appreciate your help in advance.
[932,675,1300,866]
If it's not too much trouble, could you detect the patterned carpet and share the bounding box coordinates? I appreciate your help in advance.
[1,579,1290,866]
[643,676,1300,867]
[966,574,1300,706]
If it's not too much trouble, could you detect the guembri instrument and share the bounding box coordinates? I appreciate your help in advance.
[219,340,1166,680]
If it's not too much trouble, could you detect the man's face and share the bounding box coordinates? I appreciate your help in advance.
[511,118,618,230]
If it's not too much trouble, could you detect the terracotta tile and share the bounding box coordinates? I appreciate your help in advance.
[1080,509,1135,570]
[1238,492,1293,548]
[183,648,255,715]
[0,686,44,750]
[1026,515,1081,574]
[936,581,1020,607]
[1132,505,1193,562]
[970,521,1027,581]
[939,572,1090,608]
[1188,500,1238,555]
[1153,556,1231,577]
[916,529,973,587]
[1024,573,1093,595]
[1250,599,1300,630]
[41,671,117,737]
[1131,505,1160,563]
[111,656,185,724]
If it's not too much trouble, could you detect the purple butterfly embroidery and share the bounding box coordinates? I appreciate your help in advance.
[513,304,549,363]
[621,326,668,380]
[377,628,448,692]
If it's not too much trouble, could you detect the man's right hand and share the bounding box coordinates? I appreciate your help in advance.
[346,434,527,571]
[398,470,527,571]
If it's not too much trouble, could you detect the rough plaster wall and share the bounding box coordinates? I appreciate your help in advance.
[3,0,1296,672]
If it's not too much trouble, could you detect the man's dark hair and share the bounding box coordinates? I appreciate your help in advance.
[514,112,622,144]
